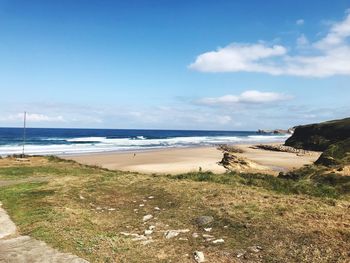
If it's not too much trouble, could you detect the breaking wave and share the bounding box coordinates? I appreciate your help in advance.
[0,134,290,156]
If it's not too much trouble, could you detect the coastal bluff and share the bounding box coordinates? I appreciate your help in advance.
[285,117,350,167]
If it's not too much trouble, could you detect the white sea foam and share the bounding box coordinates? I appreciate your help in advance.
[66,137,106,142]
[0,134,290,156]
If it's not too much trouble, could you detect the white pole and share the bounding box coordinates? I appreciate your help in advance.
[22,111,26,157]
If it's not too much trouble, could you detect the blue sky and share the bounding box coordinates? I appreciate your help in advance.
[0,0,349,130]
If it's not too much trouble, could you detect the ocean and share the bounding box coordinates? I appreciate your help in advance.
[0,127,290,156]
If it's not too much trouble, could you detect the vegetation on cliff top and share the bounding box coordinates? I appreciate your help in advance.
[285,117,350,167]
[285,117,350,151]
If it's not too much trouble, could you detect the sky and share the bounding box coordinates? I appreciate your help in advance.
[0,0,350,130]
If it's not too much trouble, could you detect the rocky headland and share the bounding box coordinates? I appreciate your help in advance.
[285,117,350,168]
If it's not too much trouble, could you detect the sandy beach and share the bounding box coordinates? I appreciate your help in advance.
[64,144,321,175]
[64,147,227,174]
[234,144,321,172]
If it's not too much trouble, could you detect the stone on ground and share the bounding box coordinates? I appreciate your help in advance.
[195,216,214,226]
[193,251,205,263]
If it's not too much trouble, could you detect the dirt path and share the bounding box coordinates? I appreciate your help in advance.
[0,198,89,262]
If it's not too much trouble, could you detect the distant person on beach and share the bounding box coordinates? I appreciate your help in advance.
[133,153,136,158]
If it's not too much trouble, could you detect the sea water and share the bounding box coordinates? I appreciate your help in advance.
[0,128,290,156]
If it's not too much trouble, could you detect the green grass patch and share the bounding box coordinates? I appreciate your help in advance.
[170,171,347,199]
[0,182,56,228]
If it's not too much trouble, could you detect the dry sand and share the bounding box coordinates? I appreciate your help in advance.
[64,144,321,175]
[65,147,226,174]
[234,144,321,172]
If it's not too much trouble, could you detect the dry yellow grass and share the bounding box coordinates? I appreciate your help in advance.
[0,157,349,262]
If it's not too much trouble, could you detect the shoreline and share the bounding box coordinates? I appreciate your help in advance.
[0,137,289,158]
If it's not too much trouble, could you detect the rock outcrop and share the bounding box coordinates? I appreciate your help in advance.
[252,144,310,155]
[285,117,350,167]
[257,128,294,135]
[218,146,268,172]
[285,118,350,151]
[315,138,350,166]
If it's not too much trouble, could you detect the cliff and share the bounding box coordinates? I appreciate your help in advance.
[284,118,350,167]
[285,118,350,151]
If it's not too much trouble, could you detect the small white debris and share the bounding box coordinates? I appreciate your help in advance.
[143,199,147,202]
[108,208,116,211]
[79,195,85,200]
[236,249,246,258]
[179,237,188,241]
[204,228,212,232]
[96,206,102,210]
[164,230,179,239]
[144,229,153,235]
[193,251,205,263]
[223,225,228,229]
[148,196,154,199]
[139,204,145,207]
[120,232,153,244]
[212,239,225,244]
[143,214,153,222]
[192,232,199,238]
[154,207,161,211]
[164,229,190,239]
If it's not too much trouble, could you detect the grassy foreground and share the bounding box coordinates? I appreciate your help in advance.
[0,157,349,263]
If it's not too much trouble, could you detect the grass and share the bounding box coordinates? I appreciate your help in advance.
[170,169,349,199]
[0,157,349,262]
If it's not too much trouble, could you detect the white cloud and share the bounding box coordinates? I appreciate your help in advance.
[198,90,292,106]
[314,12,350,49]
[0,113,65,122]
[189,11,350,77]
[189,43,286,74]
[296,19,304,25]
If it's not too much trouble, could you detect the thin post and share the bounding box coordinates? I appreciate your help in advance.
[22,111,26,157]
